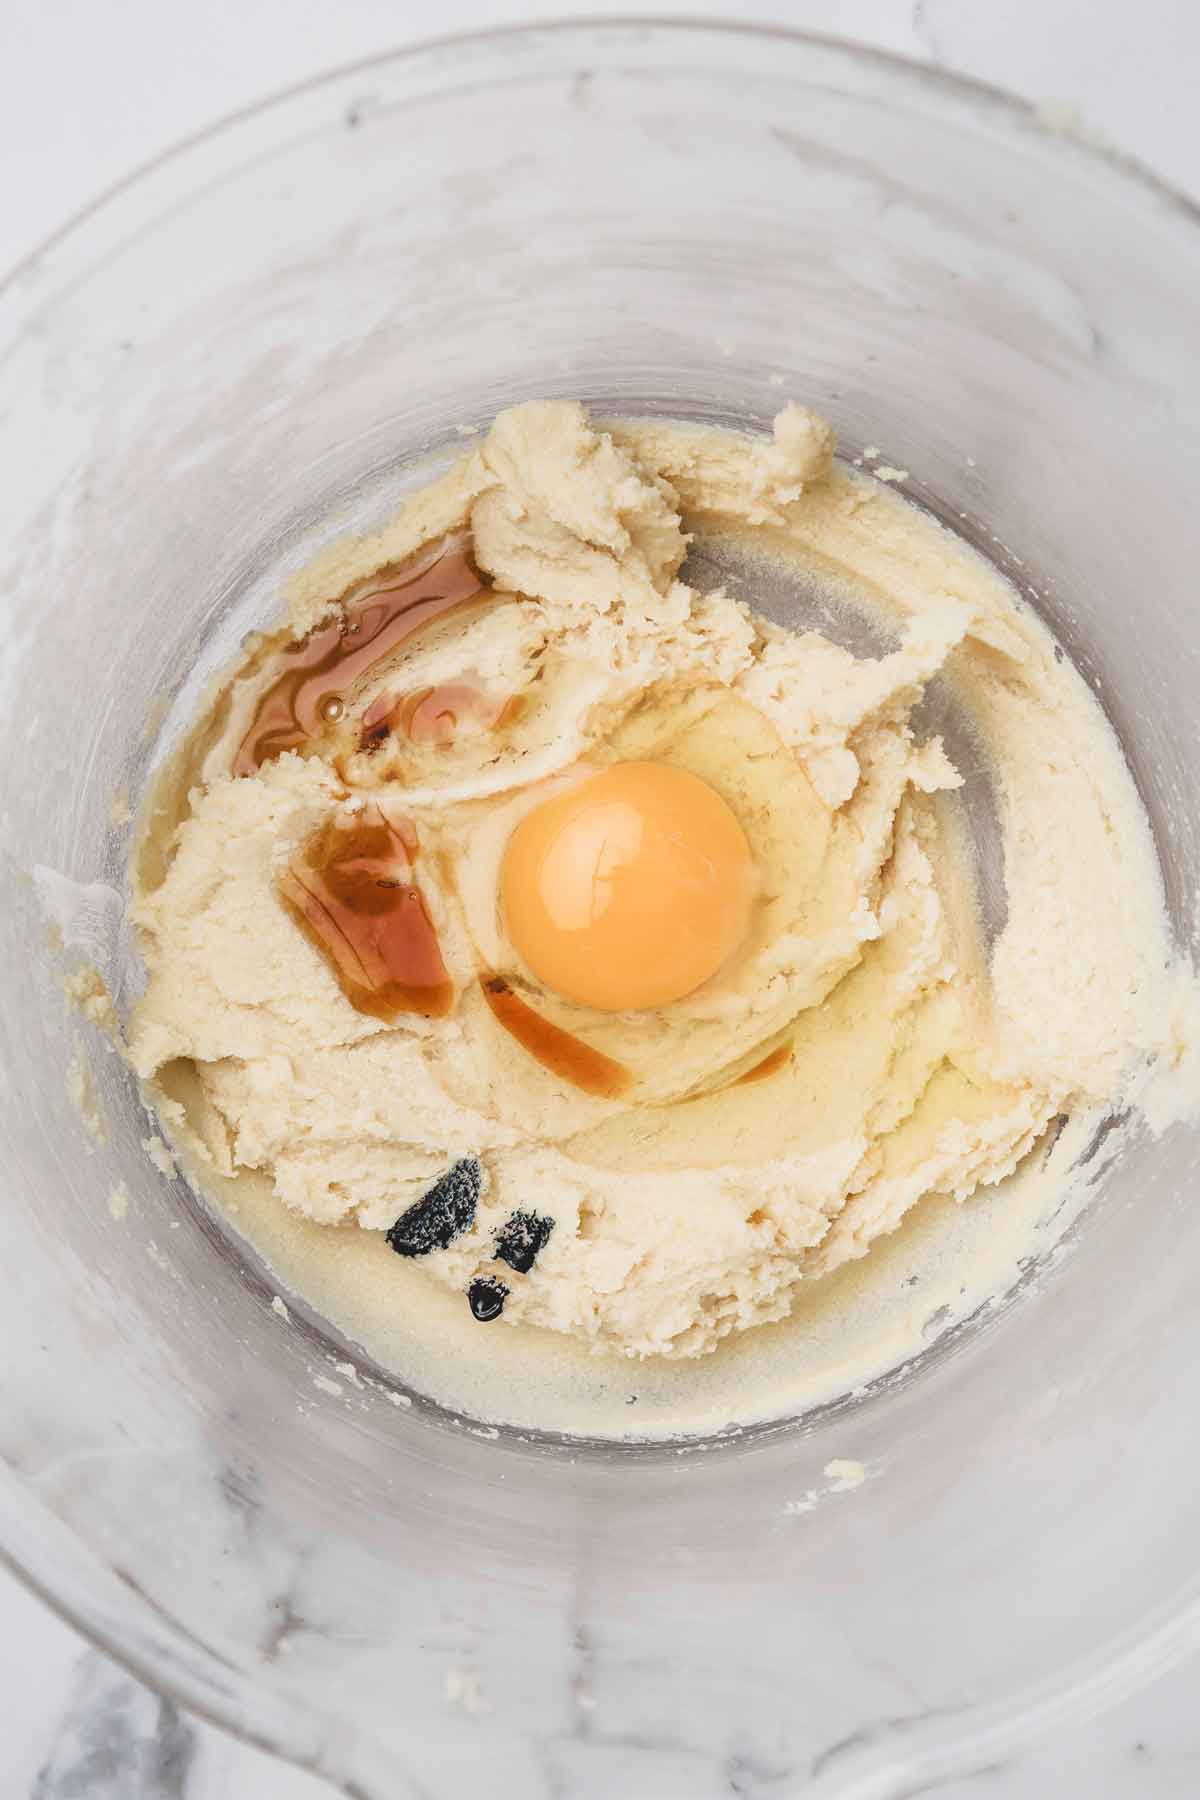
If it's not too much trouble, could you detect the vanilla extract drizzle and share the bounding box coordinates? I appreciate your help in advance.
[233,536,488,775]
[278,806,453,1021]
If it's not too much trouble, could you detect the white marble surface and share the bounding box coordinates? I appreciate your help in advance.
[3,0,1200,1794]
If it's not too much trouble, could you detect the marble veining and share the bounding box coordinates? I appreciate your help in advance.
[33,1658,197,1800]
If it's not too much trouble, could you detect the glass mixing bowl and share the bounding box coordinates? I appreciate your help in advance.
[3,21,1200,1798]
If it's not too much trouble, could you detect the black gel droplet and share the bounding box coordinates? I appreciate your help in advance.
[467,1276,508,1322]
[494,1209,554,1274]
[387,1158,481,1257]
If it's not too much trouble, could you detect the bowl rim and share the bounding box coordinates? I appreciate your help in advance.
[4,13,1200,316]
[4,18,1200,1798]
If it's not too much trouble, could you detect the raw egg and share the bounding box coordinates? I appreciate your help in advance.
[501,760,755,1011]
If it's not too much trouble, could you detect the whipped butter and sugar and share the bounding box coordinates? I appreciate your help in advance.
[128,400,1194,1426]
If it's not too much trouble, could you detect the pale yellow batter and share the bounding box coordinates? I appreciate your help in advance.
[127,402,1194,1427]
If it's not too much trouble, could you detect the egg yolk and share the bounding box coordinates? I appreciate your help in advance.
[500,761,755,1011]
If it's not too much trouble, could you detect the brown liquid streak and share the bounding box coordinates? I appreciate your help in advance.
[279,811,453,1021]
[736,1043,793,1084]
[406,682,502,746]
[480,977,631,1099]
[234,540,487,775]
[359,680,513,751]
